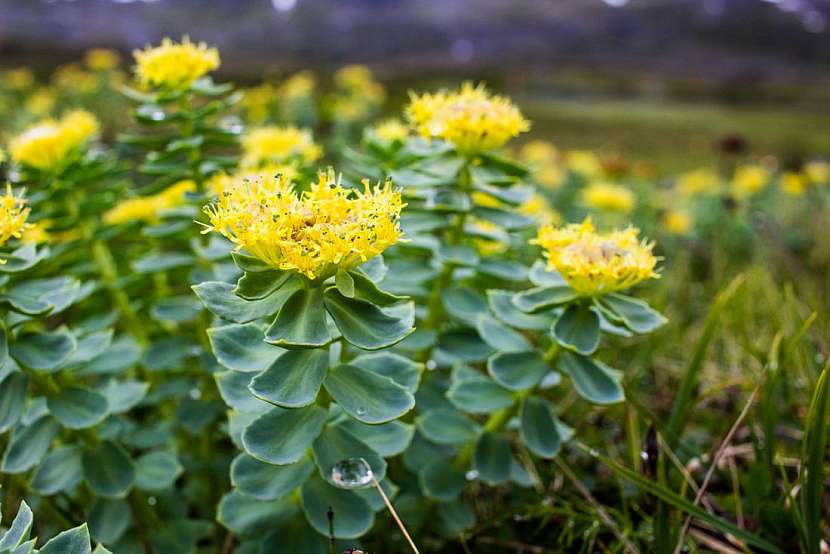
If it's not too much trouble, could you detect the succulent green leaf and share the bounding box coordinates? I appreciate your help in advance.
[488,350,551,391]
[249,349,329,408]
[324,290,414,350]
[300,475,374,539]
[557,351,624,405]
[552,304,601,355]
[242,405,327,465]
[231,453,314,501]
[324,364,414,424]
[47,386,110,429]
[266,287,335,348]
[81,440,135,498]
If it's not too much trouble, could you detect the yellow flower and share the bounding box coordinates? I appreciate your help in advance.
[0,185,31,252]
[25,88,57,116]
[520,140,558,165]
[3,68,34,90]
[565,151,602,179]
[9,110,99,171]
[373,118,409,142]
[20,219,51,245]
[663,210,692,235]
[405,82,529,153]
[780,172,807,196]
[241,126,322,168]
[85,48,121,71]
[208,164,299,198]
[133,37,220,90]
[203,169,404,280]
[676,168,719,197]
[334,65,385,103]
[581,182,635,213]
[804,161,829,185]
[519,194,561,226]
[533,218,659,296]
[731,164,769,199]
[241,83,278,124]
[279,70,316,101]
[104,180,195,225]
[52,64,99,93]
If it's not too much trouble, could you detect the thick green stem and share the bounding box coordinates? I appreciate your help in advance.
[423,162,472,332]
[91,240,149,347]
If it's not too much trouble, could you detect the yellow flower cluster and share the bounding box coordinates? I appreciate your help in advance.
[533,218,659,296]
[805,161,829,185]
[2,68,34,90]
[676,168,720,197]
[85,48,121,71]
[241,83,277,124]
[9,110,99,171]
[0,185,30,250]
[373,118,409,142]
[663,210,692,235]
[203,169,404,280]
[405,82,529,153]
[581,182,636,214]
[780,172,807,196]
[565,151,603,179]
[104,180,195,225]
[327,66,385,123]
[731,164,769,199]
[133,37,220,90]
[279,71,316,101]
[207,164,299,198]
[520,141,565,189]
[241,126,322,168]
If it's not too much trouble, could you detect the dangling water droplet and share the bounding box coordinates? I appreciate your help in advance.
[148,496,157,506]
[331,457,373,489]
[189,387,202,400]
[639,450,649,461]
[425,359,437,371]
[355,406,367,416]
[465,469,479,481]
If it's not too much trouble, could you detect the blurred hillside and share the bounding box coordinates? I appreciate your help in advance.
[2,0,829,94]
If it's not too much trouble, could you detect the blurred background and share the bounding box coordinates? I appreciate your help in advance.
[2,0,830,172]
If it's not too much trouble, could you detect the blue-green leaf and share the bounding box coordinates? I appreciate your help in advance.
[324,364,414,424]
[552,304,601,355]
[557,351,624,405]
[242,405,327,465]
[249,349,329,408]
[266,287,335,348]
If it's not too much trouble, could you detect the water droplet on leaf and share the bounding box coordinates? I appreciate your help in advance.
[331,457,373,489]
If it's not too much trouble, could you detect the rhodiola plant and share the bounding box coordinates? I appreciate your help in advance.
[193,168,420,549]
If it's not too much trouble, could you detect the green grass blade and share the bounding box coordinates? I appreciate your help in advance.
[665,274,745,445]
[800,361,830,554]
[578,444,785,554]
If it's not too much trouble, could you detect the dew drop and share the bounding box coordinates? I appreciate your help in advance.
[465,469,479,481]
[639,450,649,461]
[148,496,157,506]
[355,406,367,416]
[189,387,202,400]
[425,359,437,371]
[331,457,374,489]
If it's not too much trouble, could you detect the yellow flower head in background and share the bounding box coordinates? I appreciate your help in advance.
[731,164,769,199]
[241,83,277,124]
[9,110,99,171]
[104,180,195,225]
[25,87,57,117]
[0,185,31,251]
[203,169,404,280]
[3,68,34,90]
[565,150,602,179]
[133,37,220,90]
[241,125,322,168]
[85,48,121,71]
[663,210,692,235]
[334,65,385,103]
[405,82,530,153]
[780,172,807,196]
[676,168,719,197]
[520,140,558,165]
[373,118,409,142]
[519,193,561,226]
[804,161,829,185]
[279,70,316,101]
[52,64,99,93]
[533,217,660,296]
[581,181,636,213]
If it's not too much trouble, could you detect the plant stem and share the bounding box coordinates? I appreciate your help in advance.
[91,239,149,347]
[373,477,420,554]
